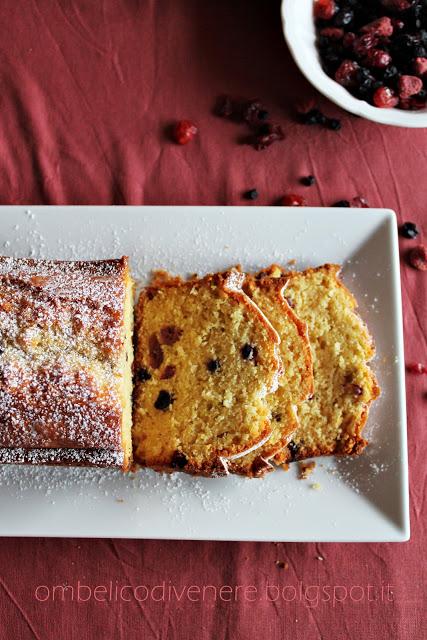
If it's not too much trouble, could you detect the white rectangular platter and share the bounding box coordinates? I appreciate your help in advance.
[0,206,409,541]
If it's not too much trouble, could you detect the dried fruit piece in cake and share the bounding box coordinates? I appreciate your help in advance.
[0,256,134,469]
[258,264,380,464]
[228,275,313,477]
[132,270,282,476]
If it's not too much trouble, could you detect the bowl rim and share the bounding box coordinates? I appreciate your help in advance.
[281,0,427,128]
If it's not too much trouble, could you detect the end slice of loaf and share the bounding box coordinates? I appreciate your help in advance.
[228,275,313,477]
[261,264,380,464]
[132,270,282,476]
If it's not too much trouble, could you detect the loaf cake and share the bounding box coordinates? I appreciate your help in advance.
[228,275,313,477]
[0,256,134,469]
[132,270,282,476]
[255,264,380,464]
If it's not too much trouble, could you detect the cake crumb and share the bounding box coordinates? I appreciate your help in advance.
[298,460,316,480]
[311,482,321,490]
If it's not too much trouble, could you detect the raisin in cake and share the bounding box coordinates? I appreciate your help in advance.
[228,275,313,477]
[0,256,134,469]
[132,270,282,476]
[259,264,380,464]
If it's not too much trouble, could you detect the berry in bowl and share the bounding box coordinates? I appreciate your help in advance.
[282,0,427,126]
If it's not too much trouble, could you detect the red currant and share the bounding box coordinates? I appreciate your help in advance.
[280,194,307,207]
[373,86,399,108]
[314,0,336,20]
[173,120,198,145]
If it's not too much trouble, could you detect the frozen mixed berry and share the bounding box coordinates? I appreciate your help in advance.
[373,86,399,108]
[207,358,221,373]
[335,60,360,86]
[406,362,427,374]
[320,27,344,40]
[414,56,427,74]
[315,0,427,110]
[299,107,327,125]
[173,120,198,145]
[154,390,174,411]
[280,194,307,206]
[400,221,419,238]
[398,75,423,98]
[314,0,336,20]
[364,49,393,69]
[333,199,351,207]
[408,244,427,270]
[244,189,259,201]
[301,175,316,186]
[351,196,369,208]
[252,123,285,151]
[361,17,394,38]
[327,117,342,130]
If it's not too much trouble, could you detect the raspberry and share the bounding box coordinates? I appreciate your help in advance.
[408,245,427,271]
[398,75,423,98]
[353,33,379,57]
[280,194,306,207]
[335,60,360,86]
[380,0,414,10]
[364,49,392,69]
[414,57,427,75]
[351,196,369,208]
[343,32,356,49]
[361,17,394,38]
[373,86,399,108]
[314,0,336,20]
[406,362,427,375]
[173,120,198,145]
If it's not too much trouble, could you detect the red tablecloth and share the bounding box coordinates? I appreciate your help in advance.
[0,1,425,638]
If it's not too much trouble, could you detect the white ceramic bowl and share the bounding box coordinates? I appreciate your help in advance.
[282,0,427,128]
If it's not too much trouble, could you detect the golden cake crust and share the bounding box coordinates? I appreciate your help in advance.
[132,270,282,476]
[0,256,134,469]
[228,274,314,477]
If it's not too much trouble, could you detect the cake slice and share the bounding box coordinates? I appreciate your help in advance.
[256,264,380,464]
[228,275,313,477]
[0,256,134,469]
[132,270,282,476]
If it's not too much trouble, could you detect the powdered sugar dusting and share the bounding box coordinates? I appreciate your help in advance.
[0,256,128,463]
